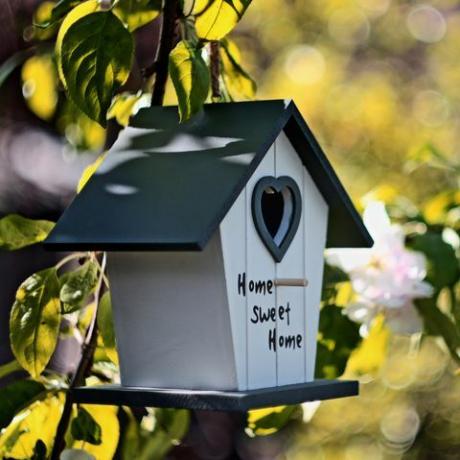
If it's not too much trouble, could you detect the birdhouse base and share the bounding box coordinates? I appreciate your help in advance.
[72,379,358,411]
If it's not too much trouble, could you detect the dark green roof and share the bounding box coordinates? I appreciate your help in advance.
[45,100,372,250]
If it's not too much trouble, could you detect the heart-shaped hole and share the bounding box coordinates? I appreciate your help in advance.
[252,176,302,262]
[261,187,293,246]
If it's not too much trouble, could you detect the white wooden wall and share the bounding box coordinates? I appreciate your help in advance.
[220,131,329,390]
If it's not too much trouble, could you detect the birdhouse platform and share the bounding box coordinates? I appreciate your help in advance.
[72,380,358,411]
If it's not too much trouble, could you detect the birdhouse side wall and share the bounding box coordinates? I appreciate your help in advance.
[220,132,329,391]
[107,234,238,391]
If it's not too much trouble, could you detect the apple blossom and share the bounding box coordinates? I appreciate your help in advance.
[326,201,433,334]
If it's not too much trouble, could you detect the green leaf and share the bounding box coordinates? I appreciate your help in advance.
[415,297,460,357]
[32,439,47,459]
[52,0,84,23]
[247,405,301,436]
[169,40,210,121]
[56,7,134,126]
[114,0,161,31]
[155,408,190,441]
[315,304,361,379]
[0,380,46,430]
[9,268,61,378]
[0,214,54,251]
[71,407,102,445]
[97,292,119,364]
[220,38,256,100]
[194,0,252,40]
[60,261,98,314]
[0,360,22,379]
[408,232,459,289]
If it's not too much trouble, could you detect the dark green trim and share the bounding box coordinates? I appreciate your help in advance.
[44,100,373,251]
[72,379,358,411]
[251,176,302,263]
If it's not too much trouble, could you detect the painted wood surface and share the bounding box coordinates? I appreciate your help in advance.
[246,146,277,389]
[108,234,238,391]
[275,132,306,386]
[220,193,248,390]
[220,131,329,390]
[304,166,329,381]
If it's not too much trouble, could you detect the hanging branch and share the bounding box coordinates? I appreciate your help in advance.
[50,254,107,460]
[210,41,221,99]
[151,0,179,106]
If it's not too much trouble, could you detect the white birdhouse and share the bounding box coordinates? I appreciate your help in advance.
[45,100,372,410]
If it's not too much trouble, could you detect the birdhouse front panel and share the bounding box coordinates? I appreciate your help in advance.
[220,131,328,391]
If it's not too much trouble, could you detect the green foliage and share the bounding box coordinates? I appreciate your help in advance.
[114,0,161,31]
[321,263,349,302]
[60,261,98,313]
[0,380,46,430]
[0,360,22,379]
[194,0,252,40]
[71,407,103,445]
[409,232,459,289]
[169,40,210,121]
[9,268,61,378]
[155,408,190,441]
[56,7,134,126]
[247,405,301,436]
[120,408,190,459]
[415,296,460,362]
[48,0,83,26]
[315,304,362,379]
[0,214,54,251]
[97,292,119,364]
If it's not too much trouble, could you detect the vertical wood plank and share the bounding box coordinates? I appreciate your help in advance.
[246,146,277,389]
[303,168,329,381]
[220,192,247,390]
[275,132,306,386]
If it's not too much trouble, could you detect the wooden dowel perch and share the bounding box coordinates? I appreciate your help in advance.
[274,278,309,287]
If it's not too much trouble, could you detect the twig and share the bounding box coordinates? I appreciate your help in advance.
[50,253,107,460]
[151,0,179,106]
[210,41,221,99]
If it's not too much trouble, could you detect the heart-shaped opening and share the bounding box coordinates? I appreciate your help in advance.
[252,176,302,262]
[261,187,294,246]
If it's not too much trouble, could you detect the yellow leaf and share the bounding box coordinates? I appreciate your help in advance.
[220,38,256,100]
[423,190,460,225]
[345,315,389,377]
[72,405,119,460]
[361,184,399,208]
[107,92,145,127]
[21,55,58,121]
[77,153,107,193]
[114,0,161,31]
[0,394,64,459]
[195,0,252,41]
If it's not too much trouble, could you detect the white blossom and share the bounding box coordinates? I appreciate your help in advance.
[327,201,433,334]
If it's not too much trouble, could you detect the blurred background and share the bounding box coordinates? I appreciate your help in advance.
[1,0,459,459]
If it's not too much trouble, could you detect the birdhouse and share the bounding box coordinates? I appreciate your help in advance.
[45,100,372,410]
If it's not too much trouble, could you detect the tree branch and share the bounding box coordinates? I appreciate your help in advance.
[50,253,107,460]
[210,41,221,99]
[151,0,179,106]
